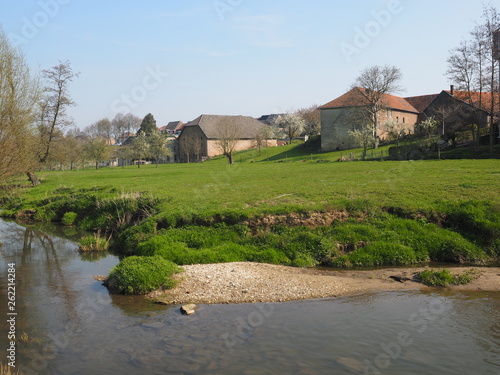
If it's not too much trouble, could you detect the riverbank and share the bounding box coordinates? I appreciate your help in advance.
[148,262,500,304]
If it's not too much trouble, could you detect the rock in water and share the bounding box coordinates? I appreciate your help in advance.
[180,304,198,315]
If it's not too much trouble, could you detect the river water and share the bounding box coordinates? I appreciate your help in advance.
[1,219,500,375]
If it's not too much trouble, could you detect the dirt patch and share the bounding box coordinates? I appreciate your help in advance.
[244,210,349,229]
[148,262,500,305]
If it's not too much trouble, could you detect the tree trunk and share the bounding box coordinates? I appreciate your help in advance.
[27,171,40,186]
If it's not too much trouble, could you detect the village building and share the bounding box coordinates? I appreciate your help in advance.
[319,87,419,151]
[320,86,499,152]
[178,114,276,162]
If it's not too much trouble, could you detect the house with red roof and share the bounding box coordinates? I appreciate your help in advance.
[320,86,498,152]
[319,87,419,151]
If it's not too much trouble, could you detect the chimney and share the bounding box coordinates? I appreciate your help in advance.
[450,84,454,96]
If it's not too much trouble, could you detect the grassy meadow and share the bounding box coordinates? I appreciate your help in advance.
[1,143,499,293]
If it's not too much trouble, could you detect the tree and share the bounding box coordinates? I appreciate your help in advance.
[348,124,373,160]
[446,40,476,101]
[279,112,305,144]
[214,119,241,164]
[481,4,500,152]
[138,113,157,136]
[86,118,112,140]
[446,5,500,152]
[148,130,171,167]
[253,126,273,156]
[384,119,407,147]
[130,132,150,168]
[0,28,40,184]
[297,105,321,136]
[38,60,79,164]
[84,137,109,170]
[415,117,439,139]
[353,65,403,148]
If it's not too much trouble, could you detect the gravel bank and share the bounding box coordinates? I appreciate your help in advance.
[148,262,500,305]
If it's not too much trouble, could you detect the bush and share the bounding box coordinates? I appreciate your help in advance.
[418,268,479,287]
[106,255,182,294]
[62,211,77,226]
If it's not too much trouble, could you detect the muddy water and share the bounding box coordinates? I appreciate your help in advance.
[1,219,500,375]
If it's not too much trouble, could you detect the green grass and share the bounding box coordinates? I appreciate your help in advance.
[417,268,480,287]
[1,143,499,274]
[106,255,182,294]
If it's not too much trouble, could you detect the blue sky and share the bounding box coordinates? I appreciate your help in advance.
[0,0,498,129]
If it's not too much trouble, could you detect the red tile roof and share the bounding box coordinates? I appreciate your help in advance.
[404,94,439,113]
[445,90,499,114]
[320,87,419,113]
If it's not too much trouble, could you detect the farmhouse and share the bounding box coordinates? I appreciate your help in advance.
[320,87,419,151]
[405,87,492,136]
[320,86,499,152]
[160,121,185,136]
[178,114,276,162]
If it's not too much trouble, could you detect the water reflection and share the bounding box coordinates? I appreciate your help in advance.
[1,219,500,375]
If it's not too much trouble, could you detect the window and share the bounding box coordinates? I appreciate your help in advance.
[396,117,399,123]
[387,109,392,118]
[403,118,405,124]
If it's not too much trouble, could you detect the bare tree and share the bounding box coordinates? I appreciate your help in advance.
[38,61,79,164]
[353,65,403,148]
[446,40,476,102]
[0,28,40,184]
[85,118,112,140]
[253,126,273,156]
[214,119,242,164]
[481,4,500,152]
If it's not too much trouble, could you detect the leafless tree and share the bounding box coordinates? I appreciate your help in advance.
[446,40,476,102]
[353,65,403,148]
[214,119,242,164]
[253,126,273,155]
[38,61,79,164]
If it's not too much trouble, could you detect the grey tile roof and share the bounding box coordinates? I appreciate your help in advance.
[185,114,268,139]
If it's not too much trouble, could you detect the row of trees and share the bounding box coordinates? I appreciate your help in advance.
[446,4,499,151]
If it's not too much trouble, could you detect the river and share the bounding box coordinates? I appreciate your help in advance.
[1,219,500,375]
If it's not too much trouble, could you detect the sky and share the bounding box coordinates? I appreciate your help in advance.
[1,0,499,129]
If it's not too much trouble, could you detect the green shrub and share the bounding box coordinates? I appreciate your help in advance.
[62,212,78,226]
[106,255,182,294]
[417,268,479,287]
